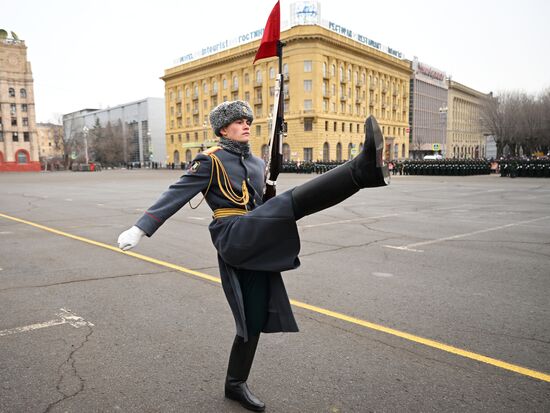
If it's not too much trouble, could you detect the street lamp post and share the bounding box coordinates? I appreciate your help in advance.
[82,126,89,164]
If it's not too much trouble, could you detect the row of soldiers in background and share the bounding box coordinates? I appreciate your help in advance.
[498,158,550,178]
[282,160,345,174]
[397,159,492,176]
[124,161,185,170]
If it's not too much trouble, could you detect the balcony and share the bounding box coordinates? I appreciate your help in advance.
[192,93,199,100]
[211,89,218,96]
[254,98,263,105]
[192,108,199,115]
[231,85,239,92]
[254,80,263,88]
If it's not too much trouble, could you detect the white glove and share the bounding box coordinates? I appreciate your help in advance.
[117,226,145,251]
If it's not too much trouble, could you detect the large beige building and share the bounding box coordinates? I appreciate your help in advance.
[445,80,490,159]
[162,22,411,165]
[0,29,40,171]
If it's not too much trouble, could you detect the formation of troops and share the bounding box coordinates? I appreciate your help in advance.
[498,158,550,178]
[279,158,550,178]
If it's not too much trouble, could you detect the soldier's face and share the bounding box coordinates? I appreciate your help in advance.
[221,118,251,143]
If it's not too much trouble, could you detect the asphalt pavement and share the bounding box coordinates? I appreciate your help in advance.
[1,169,549,412]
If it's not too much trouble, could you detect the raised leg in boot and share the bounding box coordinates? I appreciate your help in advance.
[225,334,265,412]
[292,115,389,219]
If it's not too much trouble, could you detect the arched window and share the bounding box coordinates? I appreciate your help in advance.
[331,64,335,76]
[222,78,227,90]
[173,150,180,164]
[232,75,239,88]
[16,150,29,164]
[261,144,269,161]
[203,82,208,93]
[255,70,262,83]
[339,66,344,81]
[244,73,250,84]
[283,143,291,162]
[348,143,353,160]
[322,62,327,77]
[269,67,275,79]
[20,88,27,98]
[323,142,330,162]
[336,142,342,162]
[186,149,192,163]
[212,81,218,93]
[8,88,15,97]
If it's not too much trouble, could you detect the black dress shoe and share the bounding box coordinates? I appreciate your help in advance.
[225,378,265,412]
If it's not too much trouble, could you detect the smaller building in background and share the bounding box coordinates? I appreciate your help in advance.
[446,80,489,159]
[62,97,166,165]
[408,57,448,159]
[36,123,64,167]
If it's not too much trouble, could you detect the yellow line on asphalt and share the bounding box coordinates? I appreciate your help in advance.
[1,212,549,383]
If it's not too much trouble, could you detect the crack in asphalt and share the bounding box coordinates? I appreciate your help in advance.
[44,325,94,413]
[299,237,394,257]
[0,270,173,292]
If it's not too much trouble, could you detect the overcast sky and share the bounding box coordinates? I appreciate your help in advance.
[3,0,549,123]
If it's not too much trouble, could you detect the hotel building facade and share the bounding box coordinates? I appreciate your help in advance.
[162,9,411,165]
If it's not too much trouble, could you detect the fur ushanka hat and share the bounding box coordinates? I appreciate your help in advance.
[209,100,254,137]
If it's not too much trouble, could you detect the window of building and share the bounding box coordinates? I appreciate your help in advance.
[0,131,3,142]
[347,68,352,82]
[304,80,312,92]
[283,143,291,162]
[269,86,275,96]
[11,118,17,126]
[20,88,27,98]
[348,143,353,159]
[269,67,275,79]
[304,118,313,131]
[331,64,335,77]
[323,142,330,161]
[244,73,250,85]
[170,135,174,144]
[303,147,313,162]
[186,87,190,97]
[336,142,342,162]
[333,122,337,132]
[213,81,218,93]
[304,60,312,72]
[349,123,353,132]
[194,132,198,141]
[255,70,262,83]
[325,121,328,131]
[323,62,327,77]
[178,134,182,142]
[233,76,239,89]
[341,122,345,132]
[23,118,28,126]
[256,125,261,136]
[304,99,312,111]
[283,64,289,75]
[9,88,15,97]
[339,66,344,81]
[223,78,227,90]
[13,132,19,142]
[323,100,328,112]
[170,91,174,101]
[331,102,336,112]
[10,104,16,114]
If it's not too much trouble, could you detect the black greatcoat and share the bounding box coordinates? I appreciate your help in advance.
[135,147,300,341]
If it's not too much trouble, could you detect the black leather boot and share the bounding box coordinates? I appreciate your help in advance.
[224,335,265,412]
[292,115,389,219]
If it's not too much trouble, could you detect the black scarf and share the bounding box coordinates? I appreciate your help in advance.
[219,137,251,159]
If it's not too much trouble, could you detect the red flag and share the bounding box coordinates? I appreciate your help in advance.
[253,1,280,63]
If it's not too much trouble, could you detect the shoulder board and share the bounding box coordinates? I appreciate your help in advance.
[202,146,221,156]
